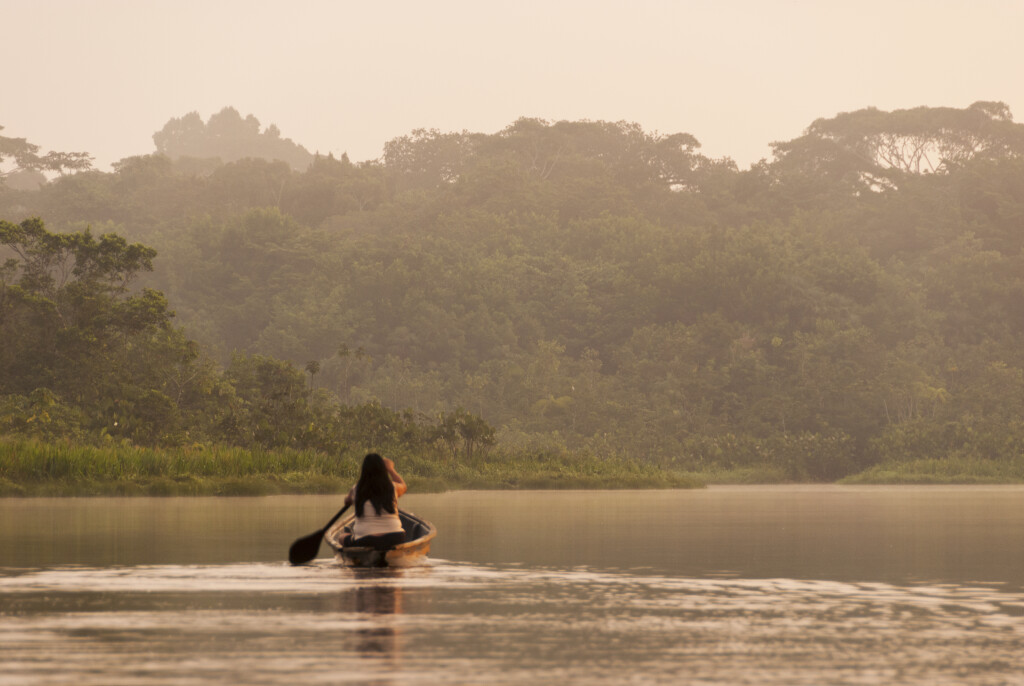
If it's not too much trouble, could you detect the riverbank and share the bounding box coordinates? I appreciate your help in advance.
[839,456,1024,485]
[6,439,1024,496]
[0,439,704,496]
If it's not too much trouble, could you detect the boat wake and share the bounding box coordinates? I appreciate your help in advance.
[3,558,1024,613]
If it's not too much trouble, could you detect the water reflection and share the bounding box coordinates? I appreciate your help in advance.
[304,567,409,672]
[353,571,404,662]
[5,488,1024,684]
[2,559,1024,684]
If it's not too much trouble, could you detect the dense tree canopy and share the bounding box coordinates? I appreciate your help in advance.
[2,102,1023,478]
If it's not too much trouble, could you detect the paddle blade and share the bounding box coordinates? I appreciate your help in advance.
[288,528,325,565]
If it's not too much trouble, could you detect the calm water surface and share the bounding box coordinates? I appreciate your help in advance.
[3,486,1024,684]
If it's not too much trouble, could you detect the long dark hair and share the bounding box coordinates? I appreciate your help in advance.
[355,453,396,517]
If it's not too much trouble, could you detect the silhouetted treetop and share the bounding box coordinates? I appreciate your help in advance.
[153,107,314,171]
[381,118,723,194]
[0,125,93,187]
[769,101,1024,191]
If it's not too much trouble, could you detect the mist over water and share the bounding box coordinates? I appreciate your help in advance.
[3,488,1024,684]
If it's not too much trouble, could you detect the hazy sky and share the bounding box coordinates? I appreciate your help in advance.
[6,0,1024,171]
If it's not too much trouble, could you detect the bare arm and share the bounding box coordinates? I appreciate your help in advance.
[384,458,408,498]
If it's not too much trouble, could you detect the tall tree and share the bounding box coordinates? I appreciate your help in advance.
[153,107,314,171]
[769,101,1024,192]
[0,125,93,187]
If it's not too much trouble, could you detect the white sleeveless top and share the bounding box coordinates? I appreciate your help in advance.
[352,500,403,537]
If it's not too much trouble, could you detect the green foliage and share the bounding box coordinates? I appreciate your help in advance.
[3,103,1024,485]
[0,389,84,441]
[664,432,858,482]
[0,217,203,444]
[0,438,702,496]
[430,407,497,461]
[841,454,1024,485]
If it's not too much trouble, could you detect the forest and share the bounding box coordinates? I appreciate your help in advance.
[2,102,1023,491]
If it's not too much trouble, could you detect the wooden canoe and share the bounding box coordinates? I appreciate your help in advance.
[325,508,436,568]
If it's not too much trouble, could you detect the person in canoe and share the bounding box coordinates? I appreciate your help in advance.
[340,453,409,550]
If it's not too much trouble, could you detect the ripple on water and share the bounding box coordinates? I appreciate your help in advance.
[2,561,1024,685]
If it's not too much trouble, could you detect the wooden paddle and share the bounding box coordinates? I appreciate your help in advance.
[288,503,350,565]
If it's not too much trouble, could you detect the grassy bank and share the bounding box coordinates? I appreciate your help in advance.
[681,466,793,484]
[8,438,1024,494]
[0,439,704,497]
[839,456,1024,485]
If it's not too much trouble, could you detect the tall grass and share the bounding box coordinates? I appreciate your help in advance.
[0,440,355,479]
[0,439,360,496]
[0,439,704,496]
[840,455,1024,485]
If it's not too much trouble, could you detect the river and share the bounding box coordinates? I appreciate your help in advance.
[2,486,1024,684]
